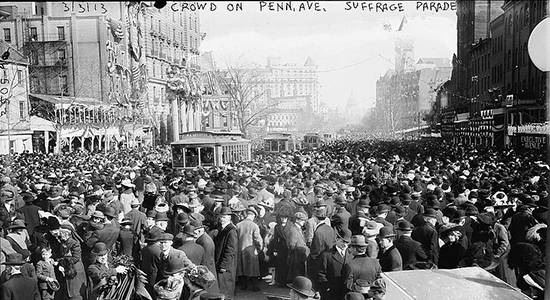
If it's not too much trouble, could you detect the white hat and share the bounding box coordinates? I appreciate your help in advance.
[121,179,135,188]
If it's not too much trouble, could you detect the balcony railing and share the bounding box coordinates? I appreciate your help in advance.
[30,58,68,66]
[27,33,67,42]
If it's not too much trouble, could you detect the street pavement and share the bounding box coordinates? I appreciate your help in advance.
[232,277,290,300]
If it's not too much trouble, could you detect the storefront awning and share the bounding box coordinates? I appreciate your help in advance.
[30,116,56,132]
[30,94,109,109]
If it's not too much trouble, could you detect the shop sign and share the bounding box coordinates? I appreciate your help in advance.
[517,133,548,151]
[507,123,550,135]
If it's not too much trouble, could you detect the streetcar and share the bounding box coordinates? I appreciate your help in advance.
[263,132,297,153]
[170,131,251,169]
[302,133,322,148]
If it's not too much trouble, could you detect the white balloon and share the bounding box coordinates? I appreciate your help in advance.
[528,18,550,72]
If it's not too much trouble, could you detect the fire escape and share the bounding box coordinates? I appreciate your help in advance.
[22,15,69,96]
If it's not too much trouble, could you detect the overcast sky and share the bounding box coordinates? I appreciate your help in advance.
[199,1,457,109]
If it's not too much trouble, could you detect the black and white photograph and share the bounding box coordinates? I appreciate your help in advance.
[0,1,548,300]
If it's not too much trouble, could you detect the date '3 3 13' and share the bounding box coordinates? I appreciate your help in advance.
[62,2,107,14]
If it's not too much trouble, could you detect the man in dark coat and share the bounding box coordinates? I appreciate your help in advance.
[394,220,427,270]
[193,220,219,293]
[331,195,351,233]
[140,231,161,297]
[341,235,381,292]
[285,211,309,283]
[124,198,147,242]
[16,193,41,237]
[1,253,40,300]
[348,199,370,235]
[213,207,238,300]
[307,208,335,290]
[317,228,352,300]
[411,208,440,265]
[377,226,402,272]
[177,225,205,265]
[96,208,120,252]
[508,199,538,246]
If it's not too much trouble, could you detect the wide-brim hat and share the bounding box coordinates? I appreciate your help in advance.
[91,211,105,219]
[246,207,258,217]
[120,218,133,226]
[364,220,383,237]
[334,195,347,205]
[155,202,170,213]
[186,265,216,289]
[8,219,26,230]
[357,199,370,208]
[121,179,135,188]
[1,253,26,265]
[91,242,108,256]
[258,199,274,210]
[219,207,233,215]
[293,197,309,206]
[287,276,315,298]
[103,207,117,218]
[130,198,141,206]
[190,220,205,230]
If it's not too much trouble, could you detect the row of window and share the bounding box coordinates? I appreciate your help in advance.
[149,12,199,37]
[2,69,25,85]
[3,26,66,42]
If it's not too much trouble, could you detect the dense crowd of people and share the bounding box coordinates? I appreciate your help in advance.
[0,139,547,300]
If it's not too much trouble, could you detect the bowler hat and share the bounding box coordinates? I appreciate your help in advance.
[364,220,382,237]
[465,206,479,216]
[164,258,186,275]
[377,226,396,239]
[182,225,196,237]
[477,213,494,226]
[145,230,162,242]
[190,220,205,230]
[357,199,370,208]
[1,253,26,265]
[350,235,368,247]
[314,199,328,208]
[452,209,466,221]
[177,212,189,225]
[47,216,61,230]
[336,228,352,243]
[375,204,390,214]
[287,276,315,298]
[396,220,413,231]
[334,195,347,205]
[423,208,437,218]
[155,212,169,221]
[146,210,157,218]
[91,242,108,256]
[219,207,233,215]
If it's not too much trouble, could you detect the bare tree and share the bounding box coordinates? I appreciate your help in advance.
[218,63,279,138]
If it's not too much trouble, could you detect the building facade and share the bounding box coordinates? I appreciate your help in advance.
[440,0,548,149]
[0,40,31,154]
[0,1,204,152]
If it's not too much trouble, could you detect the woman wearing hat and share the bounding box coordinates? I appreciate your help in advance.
[48,227,87,300]
[183,265,217,300]
[5,219,32,261]
[87,242,128,300]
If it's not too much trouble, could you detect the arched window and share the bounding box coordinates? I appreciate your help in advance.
[514,47,518,67]
[523,42,529,64]
[520,8,524,30]
[508,15,513,36]
[533,3,537,23]
[507,50,512,69]
[515,12,519,32]
[525,4,530,27]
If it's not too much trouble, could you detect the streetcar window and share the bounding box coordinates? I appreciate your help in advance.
[200,147,214,166]
[185,148,199,167]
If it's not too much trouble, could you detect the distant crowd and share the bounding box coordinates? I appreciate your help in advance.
[0,139,547,300]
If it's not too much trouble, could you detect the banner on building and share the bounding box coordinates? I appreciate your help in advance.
[516,133,548,151]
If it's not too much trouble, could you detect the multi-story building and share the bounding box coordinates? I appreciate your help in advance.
[441,0,547,148]
[0,40,31,154]
[0,1,204,151]
[375,57,451,136]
